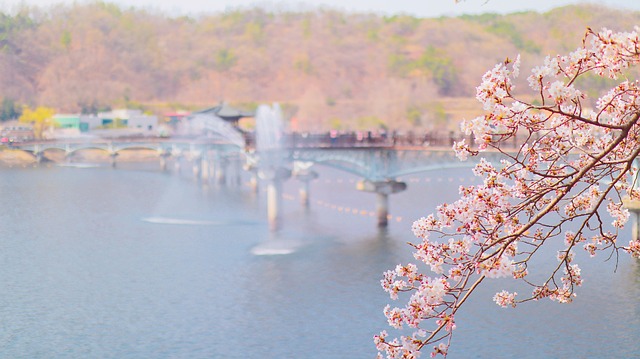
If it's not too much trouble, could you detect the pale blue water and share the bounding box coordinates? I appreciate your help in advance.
[0,163,638,358]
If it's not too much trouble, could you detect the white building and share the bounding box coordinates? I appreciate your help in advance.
[79,115,103,131]
[97,109,159,134]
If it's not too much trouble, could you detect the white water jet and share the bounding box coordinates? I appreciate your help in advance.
[251,239,302,256]
[142,217,222,226]
[187,113,245,148]
[255,103,284,152]
[255,104,290,232]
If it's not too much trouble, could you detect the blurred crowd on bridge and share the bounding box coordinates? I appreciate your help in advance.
[244,130,465,149]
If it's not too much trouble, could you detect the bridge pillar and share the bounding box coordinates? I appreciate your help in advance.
[634,211,640,242]
[624,198,640,241]
[259,167,291,231]
[159,151,171,172]
[216,157,228,186]
[250,170,259,193]
[294,170,319,208]
[34,152,43,164]
[173,155,182,174]
[159,155,167,172]
[192,155,202,180]
[624,161,640,241]
[110,152,118,168]
[243,155,259,193]
[201,154,211,182]
[376,192,389,228]
[244,163,259,193]
[357,180,407,227]
[233,157,242,186]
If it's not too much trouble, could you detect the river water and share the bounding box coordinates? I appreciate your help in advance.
[0,162,639,358]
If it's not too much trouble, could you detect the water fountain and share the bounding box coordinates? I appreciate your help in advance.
[182,113,245,148]
[624,158,640,240]
[183,113,246,183]
[255,104,291,231]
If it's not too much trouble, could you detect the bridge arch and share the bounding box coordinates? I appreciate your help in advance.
[293,156,373,179]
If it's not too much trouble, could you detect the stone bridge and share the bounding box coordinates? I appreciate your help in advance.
[9,137,506,230]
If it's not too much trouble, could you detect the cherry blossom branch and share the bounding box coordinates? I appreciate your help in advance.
[376,27,640,359]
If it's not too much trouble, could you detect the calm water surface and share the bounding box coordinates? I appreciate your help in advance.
[0,163,639,358]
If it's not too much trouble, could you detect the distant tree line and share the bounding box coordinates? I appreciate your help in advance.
[0,98,21,121]
[0,3,636,131]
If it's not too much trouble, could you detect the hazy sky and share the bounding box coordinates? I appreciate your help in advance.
[0,0,639,17]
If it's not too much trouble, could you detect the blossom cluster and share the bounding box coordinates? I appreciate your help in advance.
[377,27,640,358]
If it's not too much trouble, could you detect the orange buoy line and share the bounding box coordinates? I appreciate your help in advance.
[246,175,478,225]
[276,197,406,222]
[279,176,476,185]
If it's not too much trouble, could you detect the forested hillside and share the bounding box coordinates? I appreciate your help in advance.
[0,2,638,131]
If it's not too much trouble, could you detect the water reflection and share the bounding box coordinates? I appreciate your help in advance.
[0,165,639,358]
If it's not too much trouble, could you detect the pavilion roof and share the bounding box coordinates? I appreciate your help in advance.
[195,103,254,120]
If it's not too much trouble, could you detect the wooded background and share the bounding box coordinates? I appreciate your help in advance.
[0,3,637,131]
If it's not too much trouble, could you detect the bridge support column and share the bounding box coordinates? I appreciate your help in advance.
[192,154,202,180]
[201,154,210,182]
[244,164,259,193]
[173,155,182,174]
[260,167,291,232]
[233,157,242,186]
[376,192,389,227]
[34,152,43,164]
[159,152,171,172]
[294,170,319,208]
[634,211,640,242]
[624,198,640,241]
[110,153,118,168]
[159,156,167,172]
[250,171,259,193]
[357,180,407,228]
[216,157,228,186]
[243,159,259,193]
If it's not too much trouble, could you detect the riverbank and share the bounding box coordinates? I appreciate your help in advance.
[0,148,160,167]
[0,150,37,167]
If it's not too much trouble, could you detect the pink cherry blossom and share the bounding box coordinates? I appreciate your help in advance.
[376,27,640,358]
[493,290,518,308]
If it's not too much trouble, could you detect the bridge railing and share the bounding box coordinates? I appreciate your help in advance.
[244,130,531,150]
[10,130,532,153]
